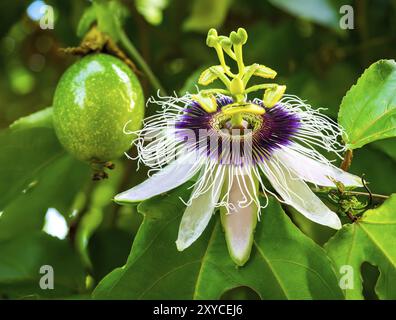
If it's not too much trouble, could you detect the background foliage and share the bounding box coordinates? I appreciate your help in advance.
[0,0,395,300]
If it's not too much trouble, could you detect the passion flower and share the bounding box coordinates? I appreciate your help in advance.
[53,53,144,167]
[115,28,362,266]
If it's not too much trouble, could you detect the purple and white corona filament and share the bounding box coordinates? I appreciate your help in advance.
[116,28,362,266]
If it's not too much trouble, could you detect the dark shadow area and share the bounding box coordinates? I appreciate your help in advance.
[361,262,380,300]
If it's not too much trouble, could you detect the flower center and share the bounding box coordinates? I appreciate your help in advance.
[175,97,300,166]
[211,111,263,138]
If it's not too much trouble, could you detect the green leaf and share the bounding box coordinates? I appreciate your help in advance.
[287,206,337,247]
[88,228,133,282]
[325,195,396,299]
[0,127,64,210]
[220,286,261,300]
[0,155,90,242]
[9,107,53,131]
[135,0,169,25]
[183,0,231,33]
[0,232,86,299]
[0,112,90,241]
[338,60,396,149]
[93,186,343,299]
[268,0,339,29]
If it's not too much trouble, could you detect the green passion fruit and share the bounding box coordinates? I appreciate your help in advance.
[53,53,144,167]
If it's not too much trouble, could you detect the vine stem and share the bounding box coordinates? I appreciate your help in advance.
[342,190,389,201]
[313,188,389,201]
[118,30,167,95]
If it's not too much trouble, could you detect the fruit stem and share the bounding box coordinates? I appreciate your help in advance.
[118,30,167,95]
[340,149,353,171]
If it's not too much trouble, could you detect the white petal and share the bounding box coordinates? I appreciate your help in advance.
[221,171,258,266]
[274,147,362,187]
[176,168,224,251]
[115,152,202,203]
[263,160,342,229]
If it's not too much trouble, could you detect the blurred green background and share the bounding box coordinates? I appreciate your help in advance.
[2,0,396,126]
[1,0,395,191]
[0,0,395,299]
